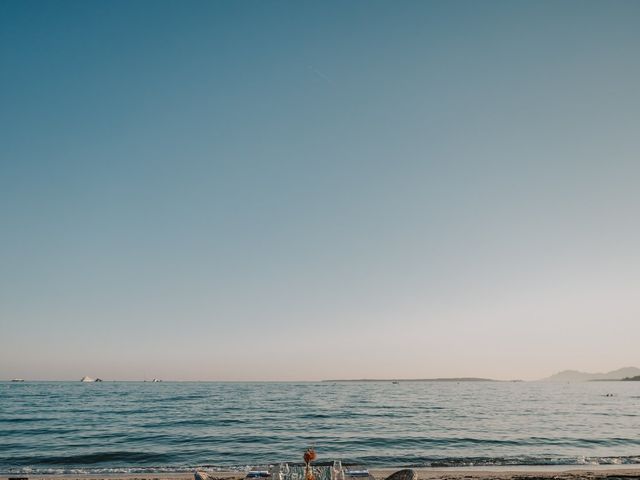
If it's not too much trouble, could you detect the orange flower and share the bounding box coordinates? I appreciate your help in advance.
[303,447,317,465]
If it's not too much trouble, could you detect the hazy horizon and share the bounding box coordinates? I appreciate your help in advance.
[2,1,639,382]
[4,365,640,383]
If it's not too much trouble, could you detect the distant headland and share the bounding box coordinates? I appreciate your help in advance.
[322,377,506,382]
[541,366,640,382]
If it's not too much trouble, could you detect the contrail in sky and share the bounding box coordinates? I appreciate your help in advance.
[308,64,335,86]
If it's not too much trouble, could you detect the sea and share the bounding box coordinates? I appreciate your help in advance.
[1,380,639,475]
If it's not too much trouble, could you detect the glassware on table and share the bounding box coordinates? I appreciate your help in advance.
[332,461,343,480]
[279,463,290,480]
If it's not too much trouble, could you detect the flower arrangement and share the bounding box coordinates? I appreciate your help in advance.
[303,447,317,480]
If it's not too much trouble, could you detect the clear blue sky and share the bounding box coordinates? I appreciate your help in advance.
[1,0,639,381]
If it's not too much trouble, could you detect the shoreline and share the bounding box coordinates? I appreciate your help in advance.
[3,466,640,480]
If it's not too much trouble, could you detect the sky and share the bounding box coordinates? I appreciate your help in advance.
[1,0,639,381]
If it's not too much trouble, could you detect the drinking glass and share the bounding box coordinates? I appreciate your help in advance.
[332,461,342,480]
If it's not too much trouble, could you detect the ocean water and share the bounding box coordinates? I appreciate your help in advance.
[1,381,639,474]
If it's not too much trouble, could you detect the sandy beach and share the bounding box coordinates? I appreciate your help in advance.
[3,467,640,480]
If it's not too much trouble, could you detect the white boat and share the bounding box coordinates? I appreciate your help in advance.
[11,378,25,382]
[80,376,96,382]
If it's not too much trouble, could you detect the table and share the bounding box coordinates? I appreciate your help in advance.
[268,465,375,480]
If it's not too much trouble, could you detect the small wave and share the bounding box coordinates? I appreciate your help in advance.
[3,466,200,475]
[413,456,640,468]
[0,417,56,424]
[8,451,173,466]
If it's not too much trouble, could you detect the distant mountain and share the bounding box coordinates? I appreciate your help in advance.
[322,377,498,382]
[542,367,640,382]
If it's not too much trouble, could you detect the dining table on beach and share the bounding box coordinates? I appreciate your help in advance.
[267,465,374,480]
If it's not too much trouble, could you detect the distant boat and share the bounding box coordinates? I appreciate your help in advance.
[80,376,100,382]
[11,378,25,382]
[392,381,399,384]
[152,378,162,382]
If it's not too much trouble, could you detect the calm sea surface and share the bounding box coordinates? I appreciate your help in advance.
[1,381,639,474]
